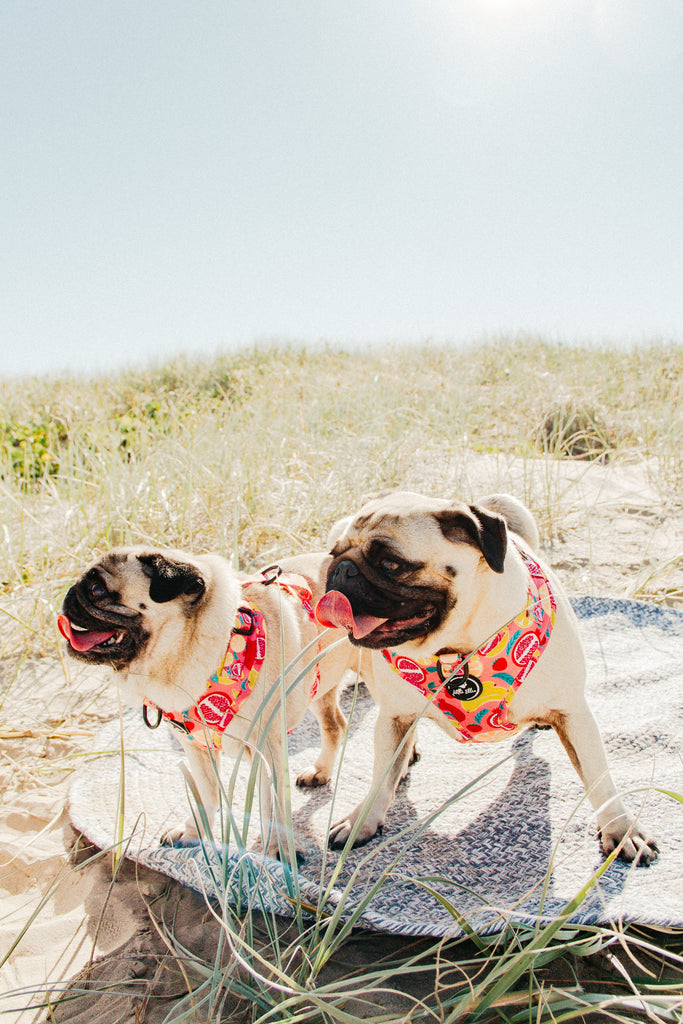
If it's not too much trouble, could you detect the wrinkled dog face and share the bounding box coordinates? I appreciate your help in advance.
[58,550,206,668]
[318,492,508,649]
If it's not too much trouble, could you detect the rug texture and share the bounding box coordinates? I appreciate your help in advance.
[69,598,683,938]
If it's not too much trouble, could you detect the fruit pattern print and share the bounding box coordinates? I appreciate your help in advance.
[381,550,557,743]
[144,572,321,750]
[157,605,268,750]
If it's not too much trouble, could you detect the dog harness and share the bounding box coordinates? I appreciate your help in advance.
[381,549,556,743]
[143,567,320,750]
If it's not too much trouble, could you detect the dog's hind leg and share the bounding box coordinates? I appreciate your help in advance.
[547,704,658,865]
[255,734,307,862]
[296,686,347,788]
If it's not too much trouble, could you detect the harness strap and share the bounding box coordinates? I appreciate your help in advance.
[382,548,556,744]
[143,565,321,748]
[240,566,321,699]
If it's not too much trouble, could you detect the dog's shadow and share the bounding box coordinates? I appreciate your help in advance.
[286,725,630,929]
[394,729,559,925]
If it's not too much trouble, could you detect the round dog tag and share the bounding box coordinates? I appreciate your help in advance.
[444,671,483,702]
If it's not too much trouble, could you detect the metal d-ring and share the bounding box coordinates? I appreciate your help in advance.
[260,564,283,585]
[436,657,468,684]
[436,658,483,701]
[143,703,163,730]
[233,606,256,636]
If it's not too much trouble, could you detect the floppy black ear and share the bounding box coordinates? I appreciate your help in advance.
[467,504,508,574]
[435,505,508,574]
[138,554,206,604]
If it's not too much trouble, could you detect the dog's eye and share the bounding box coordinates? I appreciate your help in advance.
[380,558,401,573]
[88,578,108,600]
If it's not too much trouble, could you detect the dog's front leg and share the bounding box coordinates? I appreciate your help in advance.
[329,709,417,848]
[256,736,302,862]
[160,735,220,845]
[257,747,281,860]
[550,704,658,865]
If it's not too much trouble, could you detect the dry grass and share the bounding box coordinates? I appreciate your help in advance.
[1,336,682,1022]
[1,336,680,662]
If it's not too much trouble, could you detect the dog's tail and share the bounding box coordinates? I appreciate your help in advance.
[479,493,540,550]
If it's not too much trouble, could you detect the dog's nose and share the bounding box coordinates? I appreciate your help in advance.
[330,559,359,588]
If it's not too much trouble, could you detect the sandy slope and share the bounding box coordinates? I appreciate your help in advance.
[1,458,681,1022]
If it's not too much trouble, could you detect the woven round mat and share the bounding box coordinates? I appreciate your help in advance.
[70,598,683,937]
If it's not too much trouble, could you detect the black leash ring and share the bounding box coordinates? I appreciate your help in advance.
[143,703,163,730]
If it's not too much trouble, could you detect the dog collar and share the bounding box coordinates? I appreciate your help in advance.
[381,548,557,743]
[143,568,319,749]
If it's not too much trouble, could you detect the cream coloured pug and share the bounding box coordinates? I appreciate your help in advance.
[59,547,363,859]
[316,492,657,865]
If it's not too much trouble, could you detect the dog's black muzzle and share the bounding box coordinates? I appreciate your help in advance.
[62,581,137,632]
[326,557,445,625]
[327,558,406,617]
[61,579,147,668]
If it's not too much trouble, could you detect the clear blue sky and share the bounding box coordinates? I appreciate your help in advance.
[1,0,681,377]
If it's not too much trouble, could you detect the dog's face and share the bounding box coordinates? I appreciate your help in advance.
[316,492,507,649]
[58,548,207,669]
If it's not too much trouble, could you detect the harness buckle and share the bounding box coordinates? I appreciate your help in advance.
[143,703,163,730]
[233,605,256,635]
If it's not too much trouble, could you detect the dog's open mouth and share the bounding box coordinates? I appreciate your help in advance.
[57,615,126,654]
[315,591,436,645]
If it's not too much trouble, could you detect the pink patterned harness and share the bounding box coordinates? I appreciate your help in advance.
[381,549,556,742]
[143,567,319,750]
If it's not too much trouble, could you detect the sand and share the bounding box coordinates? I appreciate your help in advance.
[1,457,681,1022]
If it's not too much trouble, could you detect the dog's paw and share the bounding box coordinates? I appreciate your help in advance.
[266,841,307,868]
[296,765,330,788]
[328,815,382,850]
[263,826,308,866]
[160,825,200,847]
[599,822,659,867]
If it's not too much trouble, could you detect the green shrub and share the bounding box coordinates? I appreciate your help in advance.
[0,413,68,486]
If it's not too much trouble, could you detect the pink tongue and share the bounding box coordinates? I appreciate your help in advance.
[315,591,388,639]
[57,614,116,653]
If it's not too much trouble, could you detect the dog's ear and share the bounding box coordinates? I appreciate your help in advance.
[138,554,206,604]
[326,515,353,553]
[435,505,508,574]
[467,504,508,573]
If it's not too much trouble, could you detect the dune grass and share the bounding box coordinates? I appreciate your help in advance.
[1,336,682,1021]
[1,336,681,658]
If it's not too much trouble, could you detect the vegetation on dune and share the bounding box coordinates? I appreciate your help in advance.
[1,337,682,1021]
[1,336,681,658]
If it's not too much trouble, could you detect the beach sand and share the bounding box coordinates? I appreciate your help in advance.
[1,458,681,1022]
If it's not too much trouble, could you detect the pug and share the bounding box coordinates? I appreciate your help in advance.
[316,491,658,865]
[58,547,361,859]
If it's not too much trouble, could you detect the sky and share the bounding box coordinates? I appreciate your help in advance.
[1,0,682,378]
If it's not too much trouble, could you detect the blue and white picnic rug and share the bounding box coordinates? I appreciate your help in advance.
[69,598,683,938]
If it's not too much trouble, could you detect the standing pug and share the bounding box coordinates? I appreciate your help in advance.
[59,547,361,859]
[316,491,657,864]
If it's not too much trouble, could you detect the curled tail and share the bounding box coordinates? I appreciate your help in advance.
[479,493,540,551]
